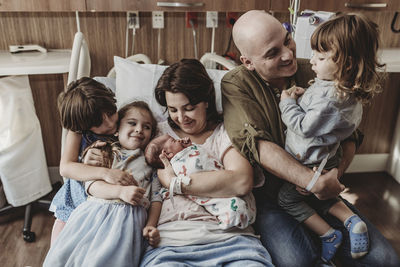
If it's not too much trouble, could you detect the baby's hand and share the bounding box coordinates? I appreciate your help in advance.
[119,185,145,205]
[143,226,160,247]
[180,137,191,145]
[157,152,176,188]
[105,169,137,186]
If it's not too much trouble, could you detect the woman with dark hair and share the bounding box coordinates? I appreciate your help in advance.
[141,59,273,266]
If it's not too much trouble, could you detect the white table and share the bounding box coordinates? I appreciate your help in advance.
[379,48,400,73]
[0,49,71,76]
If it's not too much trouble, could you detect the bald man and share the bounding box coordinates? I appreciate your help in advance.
[222,10,399,267]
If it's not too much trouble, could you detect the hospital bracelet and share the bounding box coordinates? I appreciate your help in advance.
[168,175,192,206]
[305,170,323,192]
[170,175,191,194]
[305,153,330,192]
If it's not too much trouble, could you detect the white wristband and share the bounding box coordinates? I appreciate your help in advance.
[305,153,330,192]
[169,176,178,207]
[305,171,322,192]
[169,175,192,205]
[178,175,191,187]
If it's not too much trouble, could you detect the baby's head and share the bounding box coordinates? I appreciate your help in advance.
[117,101,157,151]
[310,13,384,103]
[145,134,192,168]
[58,77,118,134]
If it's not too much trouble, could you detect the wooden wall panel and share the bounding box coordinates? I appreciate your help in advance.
[0,0,85,11]
[358,73,400,154]
[0,10,399,167]
[78,12,239,76]
[29,75,65,166]
[86,0,269,12]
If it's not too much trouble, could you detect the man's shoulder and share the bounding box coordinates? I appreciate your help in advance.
[222,65,263,94]
[222,65,254,82]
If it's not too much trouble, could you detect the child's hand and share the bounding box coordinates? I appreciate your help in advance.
[157,152,176,188]
[281,86,305,101]
[143,226,160,247]
[105,169,137,186]
[83,141,107,166]
[119,185,145,205]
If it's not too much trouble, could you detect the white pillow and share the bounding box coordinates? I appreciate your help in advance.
[114,56,228,122]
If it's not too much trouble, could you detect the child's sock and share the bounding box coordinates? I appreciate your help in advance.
[344,214,369,259]
[320,228,343,262]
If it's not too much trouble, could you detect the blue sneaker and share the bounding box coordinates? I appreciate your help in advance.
[345,215,369,259]
[321,229,343,263]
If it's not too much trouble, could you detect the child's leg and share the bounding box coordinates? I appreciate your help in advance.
[304,214,343,263]
[329,201,369,259]
[50,219,66,246]
[304,213,332,236]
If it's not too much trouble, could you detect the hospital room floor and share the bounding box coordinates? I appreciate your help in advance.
[0,172,399,266]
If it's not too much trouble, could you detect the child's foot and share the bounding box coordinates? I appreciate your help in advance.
[345,215,369,259]
[321,229,343,262]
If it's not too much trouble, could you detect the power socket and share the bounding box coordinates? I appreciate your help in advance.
[127,11,139,29]
[152,11,164,29]
[186,12,198,28]
[206,11,218,28]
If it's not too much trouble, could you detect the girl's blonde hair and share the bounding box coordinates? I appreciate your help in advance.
[310,13,385,104]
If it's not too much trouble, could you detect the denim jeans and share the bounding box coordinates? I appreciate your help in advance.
[254,196,400,267]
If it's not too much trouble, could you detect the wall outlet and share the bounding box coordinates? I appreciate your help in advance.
[186,12,198,28]
[226,12,238,28]
[206,11,218,28]
[127,11,139,29]
[152,11,164,29]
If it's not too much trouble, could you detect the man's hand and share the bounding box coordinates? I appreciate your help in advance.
[157,152,176,188]
[119,185,145,205]
[311,168,345,200]
[296,186,311,196]
[143,226,160,247]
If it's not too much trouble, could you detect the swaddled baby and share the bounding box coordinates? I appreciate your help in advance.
[145,134,256,230]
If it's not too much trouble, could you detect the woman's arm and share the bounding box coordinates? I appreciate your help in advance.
[60,130,133,185]
[158,147,253,198]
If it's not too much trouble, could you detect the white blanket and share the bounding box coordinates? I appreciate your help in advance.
[0,75,52,206]
[157,220,257,247]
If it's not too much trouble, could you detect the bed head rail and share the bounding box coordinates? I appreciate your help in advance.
[200,53,237,70]
[107,53,152,78]
[62,31,91,158]
[67,31,91,85]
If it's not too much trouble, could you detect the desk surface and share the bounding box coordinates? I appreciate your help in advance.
[0,49,71,76]
[379,48,400,73]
